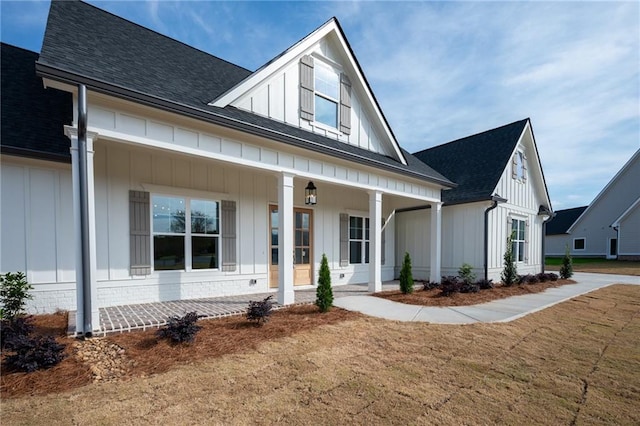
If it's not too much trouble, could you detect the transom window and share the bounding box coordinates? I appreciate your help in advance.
[349,216,370,264]
[314,61,339,128]
[152,195,219,271]
[511,218,526,263]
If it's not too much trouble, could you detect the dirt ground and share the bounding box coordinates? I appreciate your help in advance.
[2,285,639,425]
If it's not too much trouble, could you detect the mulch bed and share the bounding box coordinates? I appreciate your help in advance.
[374,279,576,306]
[1,305,362,399]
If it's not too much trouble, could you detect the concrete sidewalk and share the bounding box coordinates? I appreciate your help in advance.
[334,272,639,324]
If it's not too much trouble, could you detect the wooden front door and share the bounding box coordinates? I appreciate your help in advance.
[269,205,313,288]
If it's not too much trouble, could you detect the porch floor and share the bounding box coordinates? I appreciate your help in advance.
[71,281,400,336]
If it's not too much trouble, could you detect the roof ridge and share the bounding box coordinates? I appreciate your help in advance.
[413,118,529,155]
[71,0,252,74]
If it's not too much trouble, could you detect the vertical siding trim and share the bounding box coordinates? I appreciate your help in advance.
[381,218,386,265]
[339,73,352,134]
[299,55,314,121]
[129,190,151,275]
[339,213,349,267]
[221,200,237,271]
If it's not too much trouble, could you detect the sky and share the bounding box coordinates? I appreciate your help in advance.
[1,0,638,210]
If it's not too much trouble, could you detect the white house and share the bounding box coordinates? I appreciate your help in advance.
[1,2,553,335]
[545,149,640,260]
[396,119,553,281]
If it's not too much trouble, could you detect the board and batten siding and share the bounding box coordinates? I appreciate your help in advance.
[231,39,391,158]
[0,159,77,313]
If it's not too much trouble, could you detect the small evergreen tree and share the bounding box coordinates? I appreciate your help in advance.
[399,252,414,294]
[458,263,476,284]
[0,272,33,320]
[316,254,333,312]
[501,232,518,286]
[559,244,573,279]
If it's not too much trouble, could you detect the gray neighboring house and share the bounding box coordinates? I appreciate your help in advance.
[545,149,640,260]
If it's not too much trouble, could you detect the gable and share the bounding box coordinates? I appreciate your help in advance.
[546,206,588,235]
[210,18,407,164]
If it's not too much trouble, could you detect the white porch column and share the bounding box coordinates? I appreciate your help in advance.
[368,190,382,292]
[277,172,295,305]
[65,127,100,333]
[429,202,442,282]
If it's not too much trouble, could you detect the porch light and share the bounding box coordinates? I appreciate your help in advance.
[305,181,317,205]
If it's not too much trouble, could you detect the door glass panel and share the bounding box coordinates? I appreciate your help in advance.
[302,230,309,246]
[271,209,279,228]
[295,248,303,264]
[271,248,278,265]
[295,230,302,246]
[271,229,278,246]
[302,213,309,229]
[295,212,302,228]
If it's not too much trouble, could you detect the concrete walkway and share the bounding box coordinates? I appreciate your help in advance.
[334,272,639,324]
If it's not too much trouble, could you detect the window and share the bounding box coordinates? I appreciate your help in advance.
[314,61,339,128]
[573,238,585,251]
[152,195,219,271]
[349,216,369,264]
[513,151,526,181]
[511,218,526,262]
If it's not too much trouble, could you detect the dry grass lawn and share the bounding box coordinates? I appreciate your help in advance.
[546,259,640,276]
[2,285,639,425]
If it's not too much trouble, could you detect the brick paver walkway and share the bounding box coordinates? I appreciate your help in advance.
[70,282,399,336]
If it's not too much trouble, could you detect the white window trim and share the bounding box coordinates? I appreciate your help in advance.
[151,193,221,273]
[349,215,370,265]
[573,237,586,251]
[510,217,527,263]
[313,59,340,130]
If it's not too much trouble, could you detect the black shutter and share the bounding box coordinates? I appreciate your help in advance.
[130,190,151,275]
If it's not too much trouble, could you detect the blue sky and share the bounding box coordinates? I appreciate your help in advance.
[1,0,638,209]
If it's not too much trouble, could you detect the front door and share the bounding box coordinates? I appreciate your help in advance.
[269,205,313,287]
[607,238,618,259]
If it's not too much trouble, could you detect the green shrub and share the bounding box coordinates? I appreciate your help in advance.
[315,254,333,313]
[458,263,476,284]
[501,233,518,286]
[0,272,33,320]
[559,245,573,279]
[399,252,414,294]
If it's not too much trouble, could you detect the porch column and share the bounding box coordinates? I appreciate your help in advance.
[277,172,295,305]
[429,202,442,282]
[368,190,382,292]
[65,126,100,334]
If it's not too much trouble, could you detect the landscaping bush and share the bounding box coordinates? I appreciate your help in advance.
[501,233,518,286]
[458,263,476,284]
[316,254,333,313]
[540,272,559,282]
[422,281,441,291]
[560,245,573,279]
[1,315,34,352]
[518,274,539,285]
[157,311,202,343]
[5,335,66,372]
[0,271,33,320]
[440,276,462,296]
[475,279,494,290]
[247,295,274,325]
[460,283,480,293]
[399,252,414,294]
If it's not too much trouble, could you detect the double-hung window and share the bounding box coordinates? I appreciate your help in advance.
[511,218,526,263]
[349,216,370,264]
[152,195,220,271]
[314,61,340,128]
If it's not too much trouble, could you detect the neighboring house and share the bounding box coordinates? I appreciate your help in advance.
[0,2,553,334]
[545,149,640,260]
[396,119,553,281]
[544,206,588,254]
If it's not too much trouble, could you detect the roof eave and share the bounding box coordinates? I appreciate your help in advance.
[36,62,454,188]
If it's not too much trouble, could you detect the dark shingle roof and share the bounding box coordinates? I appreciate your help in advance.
[545,206,588,235]
[1,43,72,162]
[36,0,453,187]
[413,119,529,205]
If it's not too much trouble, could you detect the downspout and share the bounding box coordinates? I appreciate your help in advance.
[539,206,554,274]
[484,195,507,280]
[77,84,93,336]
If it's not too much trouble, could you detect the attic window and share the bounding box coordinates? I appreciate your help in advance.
[512,151,527,182]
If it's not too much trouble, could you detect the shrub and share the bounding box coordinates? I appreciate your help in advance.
[460,283,480,293]
[5,335,66,372]
[559,245,573,279]
[518,274,539,285]
[399,252,414,294]
[536,272,558,282]
[440,276,462,296]
[476,279,494,290]
[247,295,274,325]
[501,232,518,287]
[458,263,476,284]
[422,281,441,291]
[0,271,33,320]
[1,316,34,352]
[316,254,333,313]
[157,311,202,343]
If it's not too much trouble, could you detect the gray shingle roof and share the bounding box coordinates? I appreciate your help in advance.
[36,0,453,187]
[1,43,72,162]
[413,119,529,205]
[545,206,588,235]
